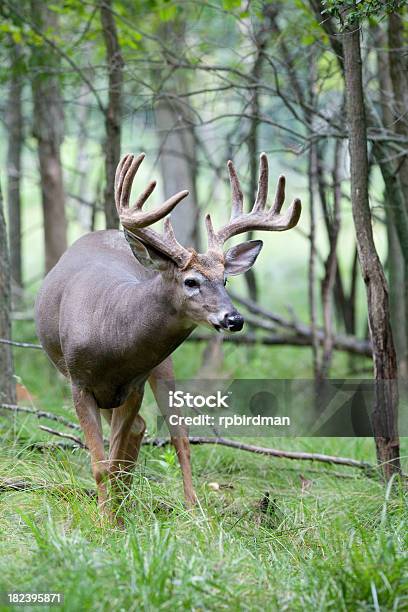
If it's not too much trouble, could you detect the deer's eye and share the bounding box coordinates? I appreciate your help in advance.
[184,278,199,288]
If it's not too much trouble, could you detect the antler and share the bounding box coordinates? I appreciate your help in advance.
[205,153,301,252]
[115,153,191,266]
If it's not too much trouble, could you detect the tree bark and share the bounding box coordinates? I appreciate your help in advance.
[30,1,67,274]
[0,182,16,405]
[375,21,408,377]
[155,21,199,249]
[342,18,400,478]
[6,40,23,288]
[320,139,342,378]
[100,0,123,229]
[156,98,199,248]
[244,14,270,301]
[388,9,408,203]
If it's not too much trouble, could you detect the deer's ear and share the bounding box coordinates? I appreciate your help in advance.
[224,240,263,276]
[124,231,174,272]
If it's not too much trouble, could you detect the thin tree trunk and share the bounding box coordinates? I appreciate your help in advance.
[308,144,320,378]
[74,76,93,230]
[374,22,408,375]
[385,12,408,377]
[0,182,16,405]
[6,40,23,288]
[100,0,123,229]
[30,2,67,274]
[156,97,199,248]
[342,17,400,479]
[386,210,407,375]
[244,16,269,301]
[388,10,408,205]
[320,139,342,378]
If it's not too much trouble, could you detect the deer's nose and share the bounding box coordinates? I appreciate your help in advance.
[223,311,244,332]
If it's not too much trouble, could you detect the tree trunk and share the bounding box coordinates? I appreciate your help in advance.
[6,40,23,288]
[0,182,16,405]
[375,21,408,377]
[156,98,199,248]
[244,15,270,301]
[100,0,123,230]
[342,18,400,479]
[154,20,199,249]
[388,10,408,204]
[30,1,67,274]
[319,139,342,378]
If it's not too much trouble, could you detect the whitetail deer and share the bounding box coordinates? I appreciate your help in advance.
[35,152,301,518]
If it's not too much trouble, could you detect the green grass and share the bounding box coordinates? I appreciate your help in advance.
[0,430,407,611]
[1,322,408,611]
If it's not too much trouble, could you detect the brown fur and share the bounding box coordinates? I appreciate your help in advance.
[181,249,225,280]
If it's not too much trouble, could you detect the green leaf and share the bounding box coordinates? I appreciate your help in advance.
[222,0,241,9]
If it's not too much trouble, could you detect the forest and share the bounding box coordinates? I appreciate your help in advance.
[0,0,407,610]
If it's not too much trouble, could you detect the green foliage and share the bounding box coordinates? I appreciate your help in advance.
[322,0,408,27]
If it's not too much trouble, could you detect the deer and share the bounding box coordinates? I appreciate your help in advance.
[35,151,301,520]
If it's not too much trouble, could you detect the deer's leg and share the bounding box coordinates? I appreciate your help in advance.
[108,389,145,500]
[72,384,109,515]
[149,358,197,507]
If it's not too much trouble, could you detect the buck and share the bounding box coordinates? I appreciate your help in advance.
[35,152,301,518]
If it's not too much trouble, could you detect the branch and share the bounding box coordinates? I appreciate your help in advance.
[0,338,42,349]
[39,425,87,448]
[0,403,81,431]
[187,331,371,356]
[225,292,372,357]
[143,436,374,472]
[0,477,95,497]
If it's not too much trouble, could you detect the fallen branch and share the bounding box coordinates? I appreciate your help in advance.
[143,436,374,472]
[39,425,87,448]
[188,331,371,357]
[23,423,375,473]
[1,403,81,431]
[0,477,95,497]
[228,291,372,357]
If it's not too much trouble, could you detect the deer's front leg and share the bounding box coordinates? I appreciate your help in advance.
[108,389,145,501]
[149,359,197,508]
[72,384,110,516]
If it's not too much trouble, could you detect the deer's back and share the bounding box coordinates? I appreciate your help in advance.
[35,230,158,406]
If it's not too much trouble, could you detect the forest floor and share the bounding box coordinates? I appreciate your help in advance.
[0,323,407,611]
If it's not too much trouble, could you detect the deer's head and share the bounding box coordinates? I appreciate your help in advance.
[115,153,301,332]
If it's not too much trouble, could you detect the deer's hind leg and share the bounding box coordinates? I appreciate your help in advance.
[104,388,146,501]
[149,358,197,508]
[72,384,110,516]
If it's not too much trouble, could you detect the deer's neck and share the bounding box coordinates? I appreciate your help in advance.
[120,274,195,362]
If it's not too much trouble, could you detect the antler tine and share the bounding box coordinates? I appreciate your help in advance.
[269,175,286,216]
[252,153,269,213]
[132,180,157,210]
[278,197,302,230]
[115,153,130,193]
[163,217,187,255]
[115,154,133,213]
[227,160,244,220]
[205,213,221,251]
[119,153,146,210]
[120,188,189,230]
